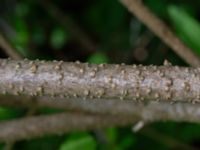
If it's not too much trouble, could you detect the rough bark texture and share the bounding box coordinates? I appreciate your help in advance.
[1,95,200,123]
[1,99,200,142]
[0,59,199,103]
[1,59,200,141]
[0,112,137,142]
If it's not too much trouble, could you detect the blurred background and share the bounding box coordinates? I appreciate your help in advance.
[0,0,200,149]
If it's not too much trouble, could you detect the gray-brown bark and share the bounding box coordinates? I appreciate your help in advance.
[0,112,137,142]
[1,59,200,142]
[1,99,200,142]
[0,59,199,103]
[1,95,200,123]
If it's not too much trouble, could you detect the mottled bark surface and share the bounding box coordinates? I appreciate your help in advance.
[0,112,137,142]
[0,59,199,103]
[1,99,200,142]
[1,95,200,123]
[0,59,200,141]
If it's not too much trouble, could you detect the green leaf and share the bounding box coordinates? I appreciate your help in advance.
[13,19,29,47]
[118,134,136,150]
[0,107,24,120]
[105,128,118,143]
[50,27,68,50]
[11,18,30,57]
[146,0,167,18]
[167,5,200,56]
[175,124,200,142]
[87,52,109,64]
[59,134,96,150]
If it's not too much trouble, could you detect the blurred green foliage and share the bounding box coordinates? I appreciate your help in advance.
[0,0,200,149]
[168,5,200,56]
[87,52,109,64]
[0,107,24,120]
[50,27,68,50]
[59,133,96,150]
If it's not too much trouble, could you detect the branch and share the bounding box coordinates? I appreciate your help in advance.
[1,95,200,123]
[0,59,199,104]
[120,0,200,66]
[0,31,30,149]
[0,112,137,142]
[1,100,200,142]
[0,33,22,60]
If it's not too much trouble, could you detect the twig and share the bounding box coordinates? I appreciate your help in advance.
[0,59,200,104]
[0,112,137,142]
[120,0,200,66]
[1,96,200,123]
[0,33,22,60]
[0,32,26,149]
[1,100,200,142]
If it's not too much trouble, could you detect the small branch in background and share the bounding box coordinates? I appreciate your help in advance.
[0,33,37,148]
[0,59,200,104]
[0,31,28,149]
[120,0,200,66]
[38,1,98,54]
[1,99,200,142]
[0,112,137,142]
[1,96,200,123]
[0,33,22,59]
